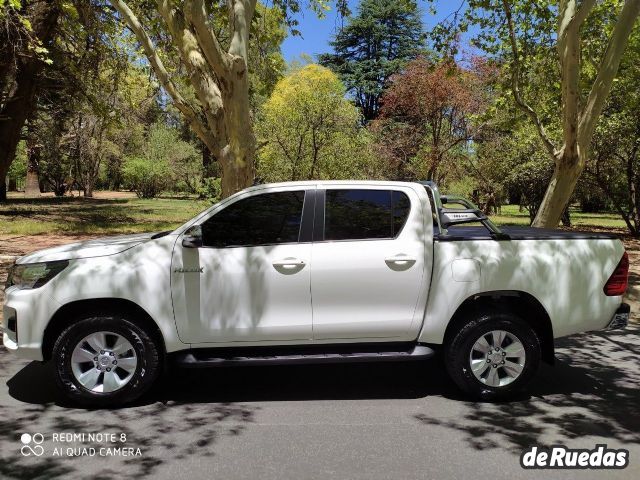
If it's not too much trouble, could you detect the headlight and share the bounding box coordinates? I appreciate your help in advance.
[6,260,69,290]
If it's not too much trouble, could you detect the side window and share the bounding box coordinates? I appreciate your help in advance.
[201,191,305,247]
[392,190,411,236]
[324,189,411,241]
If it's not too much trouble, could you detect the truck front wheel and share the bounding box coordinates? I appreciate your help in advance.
[52,315,161,407]
[444,311,541,400]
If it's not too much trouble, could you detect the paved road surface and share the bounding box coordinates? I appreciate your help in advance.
[0,326,638,480]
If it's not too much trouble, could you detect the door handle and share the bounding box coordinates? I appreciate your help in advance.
[384,255,417,270]
[272,258,305,267]
[272,258,306,273]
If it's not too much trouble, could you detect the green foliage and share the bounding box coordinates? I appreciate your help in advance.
[123,156,171,199]
[197,177,222,201]
[123,124,200,198]
[319,0,426,120]
[585,22,640,233]
[7,141,27,182]
[446,176,475,199]
[248,3,288,111]
[257,64,382,182]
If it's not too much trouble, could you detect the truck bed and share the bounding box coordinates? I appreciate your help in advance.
[440,226,619,241]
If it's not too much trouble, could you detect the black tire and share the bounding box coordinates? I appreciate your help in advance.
[444,310,541,401]
[53,315,161,407]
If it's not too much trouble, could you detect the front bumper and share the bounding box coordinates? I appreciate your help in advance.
[606,303,630,330]
[2,286,61,360]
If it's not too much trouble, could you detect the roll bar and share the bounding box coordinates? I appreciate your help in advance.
[418,181,509,240]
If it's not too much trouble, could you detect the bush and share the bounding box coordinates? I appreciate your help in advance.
[196,177,222,201]
[446,176,476,199]
[7,141,27,190]
[122,156,171,198]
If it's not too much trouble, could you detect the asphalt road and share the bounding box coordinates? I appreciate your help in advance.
[1,326,639,480]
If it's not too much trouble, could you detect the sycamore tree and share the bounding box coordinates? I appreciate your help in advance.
[319,0,425,121]
[107,0,347,197]
[433,0,640,227]
[585,22,640,234]
[257,64,380,181]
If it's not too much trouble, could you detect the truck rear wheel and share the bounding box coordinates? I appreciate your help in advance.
[444,311,541,400]
[53,315,161,407]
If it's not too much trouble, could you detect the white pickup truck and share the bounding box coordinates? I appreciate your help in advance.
[2,181,630,406]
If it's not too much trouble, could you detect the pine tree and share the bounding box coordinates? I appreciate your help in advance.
[319,0,425,121]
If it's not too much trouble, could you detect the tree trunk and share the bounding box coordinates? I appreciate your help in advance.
[218,58,256,197]
[0,166,8,201]
[532,151,583,227]
[0,0,60,202]
[25,129,42,196]
[25,169,41,197]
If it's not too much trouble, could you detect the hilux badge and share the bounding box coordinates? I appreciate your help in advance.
[174,267,204,273]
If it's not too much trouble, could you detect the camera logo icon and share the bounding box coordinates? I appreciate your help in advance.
[20,433,45,457]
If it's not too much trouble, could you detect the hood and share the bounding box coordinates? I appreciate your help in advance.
[16,233,158,264]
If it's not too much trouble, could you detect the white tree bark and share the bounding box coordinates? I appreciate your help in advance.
[109,0,257,197]
[502,0,640,227]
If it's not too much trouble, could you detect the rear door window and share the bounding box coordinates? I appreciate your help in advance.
[324,189,411,241]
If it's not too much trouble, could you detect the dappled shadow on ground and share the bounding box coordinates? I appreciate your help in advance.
[2,327,639,479]
[414,327,640,452]
[0,197,136,233]
[0,195,207,239]
[0,348,257,480]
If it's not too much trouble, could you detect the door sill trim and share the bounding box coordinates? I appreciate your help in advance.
[173,343,435,368]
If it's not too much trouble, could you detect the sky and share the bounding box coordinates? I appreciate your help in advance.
[281,0,469,63]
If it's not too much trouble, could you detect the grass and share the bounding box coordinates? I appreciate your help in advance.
[0,194,211,236]
[0,193,629,237]
[489,204,627,229]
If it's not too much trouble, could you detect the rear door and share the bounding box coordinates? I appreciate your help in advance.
[310,186,428,340]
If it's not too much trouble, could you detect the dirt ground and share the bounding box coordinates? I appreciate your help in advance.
[1,231,639,323]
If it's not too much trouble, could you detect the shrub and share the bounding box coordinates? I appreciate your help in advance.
[122,156,171,198]
[197,177,222,201]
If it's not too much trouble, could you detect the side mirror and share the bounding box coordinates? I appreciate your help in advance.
[182,225,203,248]
[439,208,486,228]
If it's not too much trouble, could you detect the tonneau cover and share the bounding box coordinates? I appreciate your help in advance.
[439,226,619,241]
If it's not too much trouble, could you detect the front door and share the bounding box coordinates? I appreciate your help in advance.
[310,187,427,340]
[171,188,313,344]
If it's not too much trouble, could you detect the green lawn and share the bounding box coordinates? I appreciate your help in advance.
[489,204,627,229]
[0,194,628,237]
[0,195,211,236]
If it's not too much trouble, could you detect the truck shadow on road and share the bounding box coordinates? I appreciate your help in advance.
[414,327,640,452]
[2,327,639,478]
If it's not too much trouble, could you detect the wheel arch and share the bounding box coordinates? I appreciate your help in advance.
[42,298,166,362]
[443,290,555,364]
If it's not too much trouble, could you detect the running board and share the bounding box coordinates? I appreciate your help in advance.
[174,344,436,368]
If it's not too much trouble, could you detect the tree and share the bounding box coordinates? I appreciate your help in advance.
[107,0,347,197]
[123,123,200,198]
[372,57,489,183]
[257,64,380,182]
[17,0,155,198]
[319,0,425,121]
[434,0,640,227]
[585,22,640,234]
[0,0,61,201]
